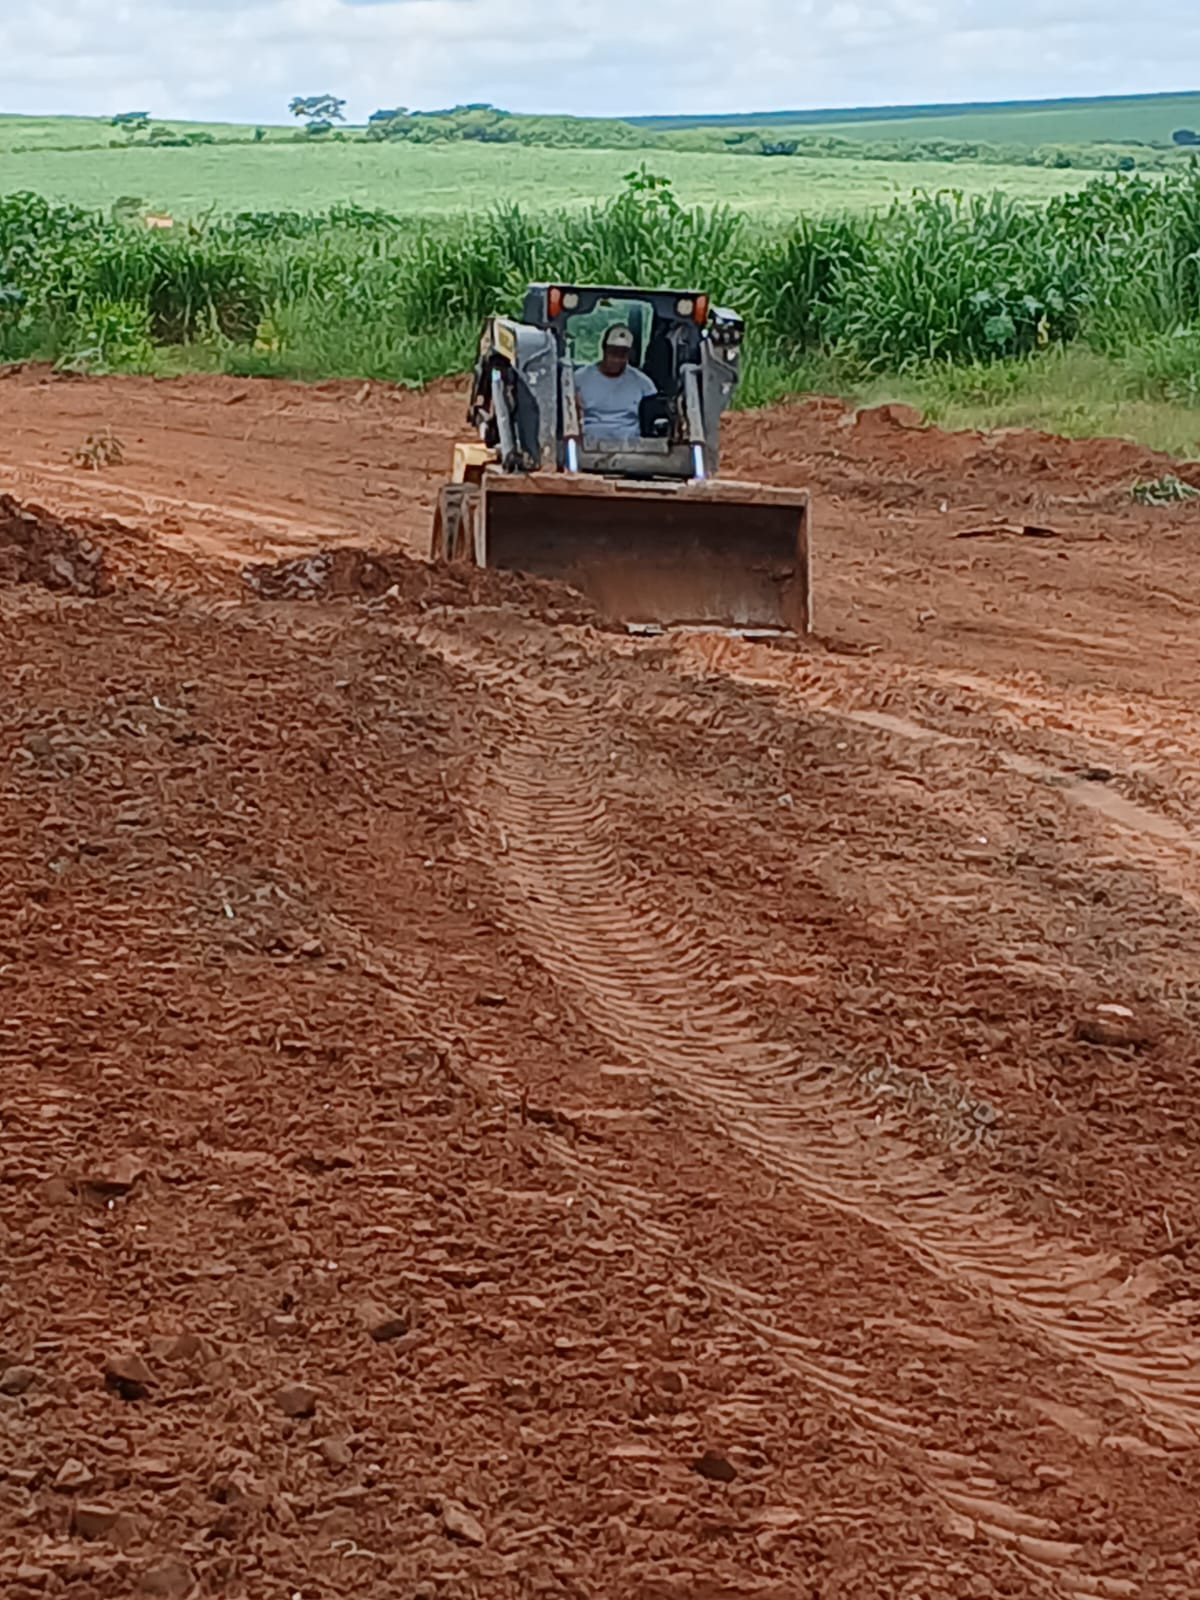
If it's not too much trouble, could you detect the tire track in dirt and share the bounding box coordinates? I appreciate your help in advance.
[318,846,1133,1598]
[413,617,1200,1462]
[287,866,1102,1593]
[667,635,1200,894]
[665,634,1200,788]
[546,1148,1128,1600]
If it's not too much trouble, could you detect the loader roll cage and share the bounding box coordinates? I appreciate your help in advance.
[472,282,745,482]
[523,284,707,401]
[521,283,741,436]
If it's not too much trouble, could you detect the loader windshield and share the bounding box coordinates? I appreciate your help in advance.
[565,298,649,365]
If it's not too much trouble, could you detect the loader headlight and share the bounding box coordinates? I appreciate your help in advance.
[562,291,580,310]
[676,296,694,317]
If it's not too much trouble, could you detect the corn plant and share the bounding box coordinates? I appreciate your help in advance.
[2,169,1200,387]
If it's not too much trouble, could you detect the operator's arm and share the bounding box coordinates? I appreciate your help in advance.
[574,363,593,420]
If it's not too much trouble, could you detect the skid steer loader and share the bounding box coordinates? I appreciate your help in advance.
[430,284,811,633]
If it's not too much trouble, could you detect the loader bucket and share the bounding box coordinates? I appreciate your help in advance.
[479,472,811,633]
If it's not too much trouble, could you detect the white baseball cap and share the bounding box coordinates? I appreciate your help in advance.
[602,323,635,350]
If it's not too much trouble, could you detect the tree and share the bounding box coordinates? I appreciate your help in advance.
[289,95,346,131]
[111,111,150,136]
[1172,129,1200,146]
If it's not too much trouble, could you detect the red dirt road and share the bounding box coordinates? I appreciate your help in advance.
[3,370,1200,1599]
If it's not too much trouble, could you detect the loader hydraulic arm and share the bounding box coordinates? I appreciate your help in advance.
[490,365,519,471]
[681,364,707,481]
[560,360,582,473]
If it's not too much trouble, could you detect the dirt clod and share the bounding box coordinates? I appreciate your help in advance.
[80,1154,144,1198]
[103,1351,155,1400]
[38,1176,76,1206]
[139,1558,196,1599]
[0,1365,39,1396]
[642,1499,683,1529]
[1075,1003,1155,1049]
[53,1457,95,1490]
[71,1503,132,1543]
[692,1450,738,1484]
[652,1366,686,1395]
[442,1501,486,1545]
[854,401,925,431]
[359,1301,410,1342]
[274,1383,318,1418]
[317,1437,354,1471]
[151,1332,204,1364]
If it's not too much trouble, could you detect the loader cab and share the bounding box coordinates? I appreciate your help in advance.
[519,283,742,478]
[522,283,708,411]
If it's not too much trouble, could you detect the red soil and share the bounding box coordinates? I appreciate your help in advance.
[2,367,1200,1598]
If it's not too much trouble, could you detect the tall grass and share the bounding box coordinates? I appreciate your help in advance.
[829,191,1089,366]
[1,166,1200,397]
[744,214,873,351]
[1046,176,1200,347]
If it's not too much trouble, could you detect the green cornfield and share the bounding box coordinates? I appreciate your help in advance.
[1,166,1199,404]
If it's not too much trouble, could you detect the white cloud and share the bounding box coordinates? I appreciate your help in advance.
[0,0,1195,123]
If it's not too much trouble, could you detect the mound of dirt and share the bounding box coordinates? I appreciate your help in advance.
[243,545,601,626]
[0,495,109,595]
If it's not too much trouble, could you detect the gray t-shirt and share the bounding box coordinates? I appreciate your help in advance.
[575,362,657,442]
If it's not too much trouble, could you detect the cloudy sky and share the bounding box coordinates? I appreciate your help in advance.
[0,0,1193,124]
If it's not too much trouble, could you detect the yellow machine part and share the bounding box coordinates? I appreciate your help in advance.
[451,441,492,485]
[473,470,811,633]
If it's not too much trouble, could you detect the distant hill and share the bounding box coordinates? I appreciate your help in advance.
[628,89,1200,147]
[2,89,1197,181]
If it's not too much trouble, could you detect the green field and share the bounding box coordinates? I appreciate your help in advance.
[7,88,1200,157]
[1,88,1192,220]
[0,139,1102,220]
[634,89,1200,146]
[0,114,298,152]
